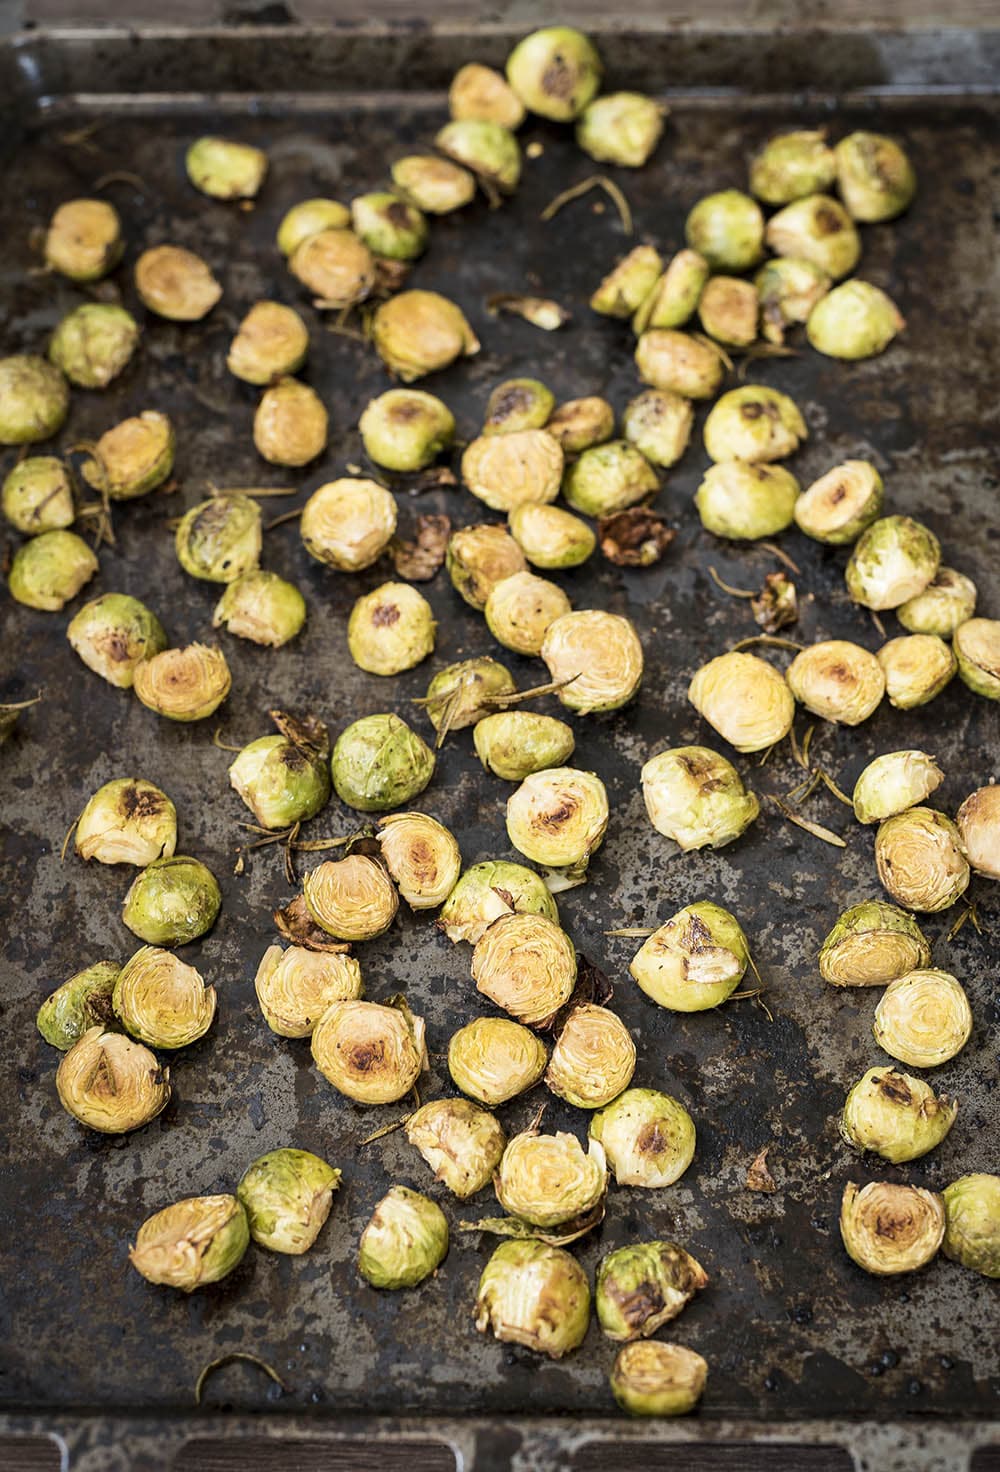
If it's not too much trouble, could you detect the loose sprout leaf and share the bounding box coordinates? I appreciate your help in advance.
[194,1352,288,1406]
[269,707,330,760]
[541,175,634,235]
[390,513,451,581]
[486,294,571,331]
[598,508,676,567]
[747,1146,777,1192]
[273,894,352,953]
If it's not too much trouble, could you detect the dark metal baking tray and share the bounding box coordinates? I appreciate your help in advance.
[0,21,998,1472]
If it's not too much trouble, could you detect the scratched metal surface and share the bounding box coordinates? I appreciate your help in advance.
[0,27,998,1454]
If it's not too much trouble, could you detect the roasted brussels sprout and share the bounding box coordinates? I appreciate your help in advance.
[288,227,375,308]
[505,26,602,121]
[611,1341,708,1416]
[44,198,123,281]
[9,530,98,611]
[331,713,434,814]
[632,249,710,334]
[942,1175,1000,1278]
[485,571,571,657]
[439,860,558,946]
[347,582,436,676]
[227,300,309,385]
[462,430,564,512]
[495,1128,607,1227]
[546,1004,636,1109]
[475,1238,590,1358]
[421,656,517,734]
[898,567,977,637]
[391,155,477,214]
[764,194,860,279]
[359,1186,448,1289]
[435,119,521,193]
[749,129,836,205]
[852,751,944,825]
[213,569,306,648]
[277,197,351,256]
[449,62,526,129]
[703,384,806,464]
[688,651,794,753]
[122,855,221,946]
[563,440,658,518]
[754,256,831,344]
[300,477,397,571]
[254,943,363,1037]
[238,1148,341,1254]
[508,502,595,569]
[506,766,609,875]
[642,745,759,851]
[186,135,267,198]
[76,777,176,865]
[793,460,883,545]
[483,378,554,437]
[447,523,526,609]
[877,634,955,709]
[303,855,399,941]
[253,377,328,467]
[133,644,231,722]
[229,728,330,830]
[312,997,426,1103]
[57,1026,169,1133]
[591,245,663,319]
[0,356,69,445]
[545,396,615,453]
[83,410,175,501]
[359,389,455,472]
[472,911,577,1027]
[135,246,222,322]
[634,329,726,399]
[956,784,1000,879]
[590,1088,696,1188]
[875,807,970,913]
[175,495,262,583]
[818,900,931,987]
[695,461,799,539]
[113,945,216,1049]
[840,1182,944,1276]
[807,279,905,359]
[351,192,427,261]
[67,594,167,687]
[630,900,749,1012]
[840,1066,958,1163]
[49,302,139,386]
[576,92,664,168]
[36,961,119,1051]
[130,1194,249,1290]
[474,711,576,781]
[449,1017,548,1105]
[541,610,644,714]
[846,515,941,611]
[953,617,1000,699]
[697,276,759,347]
[406,1098,506,1198]
[786,640,885,725]
[376,811,460,908]
[2,456,74,534]
[835,131,916,221]
[873,969,973,1069]
[373,289,480,381]
[621,390,693,469]
[685,189,764,271]
[596,1241,708,1342]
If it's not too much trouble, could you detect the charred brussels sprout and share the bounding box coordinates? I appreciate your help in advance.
[635,330,726,399]
[475,1239,590,1358]
[957,784,1000,879]
[447,523,527,608]
[835,131,916,222]
[130,1195,249,1290]
[67,594,166,686]
[755,256,831,344]
[611,1341,708,1416]
[332,714,434,813]
[472,911,577,1027]
[546,396,615,453]
[495,1128,607,1228]
[877,634,955,709]
[288,228,375,308]
[622,390,693,469]
[277,198,351,255]
[376,811,460,908]
[697,276,759,347]
[359,1186,448,1289]
[474,711,576,781]
[238,1148,341,1254]
[563,440,658,518]
[840,1182,944,1276]
[406,1098,506,1198]
[253,378,328,467]
[764,194,860,280]
[312,997,426,1103]
[45,198,123,281]
[596,1241,708,1342]
[76,777,176,865]
[49,303,139,388]
[875,807,969,913]
[546,1004,636,1109]
[303,855,399,941]
[438,860,558,945]
[853,751,944,825]
[874,969,973,1069]
[641,745,759,851]
[541,609,644,714]
[2,456,74,533]
[300,477,397,571]
[695,461,799,539]
[688,651,794,753]
[187,136,267,198]
[786,640,885,725]
[505,26,602,122]
[133,644,231,722]
[846,515,941,610]
[37,961,119,1051]
[175,495,262,583]
[113,945,216,1049]
[449,1017,548,1105]
[347,582,436,676]
[685,189,764,272]
[229,732,330,830]
[122,855,221,946]
[435,119,521,193]
[84,410,175,501]
[485,571,571,657]
[591,245,663,319]
[942,1175,1000,1278]
[449,62,525,129]
[227,301,309,385]
[462,430,563,512]
[703,385,806,464]
[590,1088,696,1188]
[135,246,221,321]
[213,570,306,648]
[421,656,517,734]
[359,389,455,472]
[632,249,710,334]
[391,155,476,214]
[898,568,977,637]
[953,617,1000,700]
[506,766,609,876]
[749,129,836,205]
[576,92,664,168]
[9,529,97,611]
[254,944,363,1037]
[373,290,480,381]
[840,1067,957,1163]
[508,503,595,569]
[483,378,554,437]
[57,1027,169,1133]
[818,900,931,988]
[0,356,68,445]
[351,192,427,261]
[630,900,749,1012]
[807,279,904,359]
[794,460,883,545]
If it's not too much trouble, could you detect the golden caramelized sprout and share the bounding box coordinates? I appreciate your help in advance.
[447,523,527,609]
[505,26,602,121]
[0,356,68,446]
[750,129,836,205]
[546,1004,636,1109]
[485,571,571,656]
[506,766,609,875]
[238,1148,341,1255]
[840,1066,958,1163]
[376,811,461,908]
[44,198,123,281]
[130,1195,249,1291]
[67,594,167,687]
[391,155,477,214]
[312,997,426,1103]
[213,569,306,648]
[435,119,521,193]
[688,651,794,753]
[303,854,399,941]
[135,246,222,321]
[49,303,139,388]
[474,711,576,781]
[818,900,931,987]
[764,193,860,279]
[852,751,944,825]
[276,197,351,256]
[611,1340,708,1417]
[591,245,663,319]
[541,609,644,714]
[576,92,664,169]
[755,256,831,344]
[635,329,726,400]
[874,969,973,1069]
[632,249,710,334]
[227,301,309,385]
[373,289,480,381]
[563,440,659,518]
[846,515,941,610]
[122,855,221,947]
[642,745,759,851]
[36,961,119,1051]
[622,389,693,469]
[175,495,262,583]
[475,1239,590,1358]
[9,528,97,611]
[113,945,216,1049]
[695,461,799,539]
[697,275,759,347]
[462,429,563,512]
[254,943,363,1038]
[877,634,956,709]
[332,713,434,813]
[83,410,175,501]
[630,900,749,1012]
[133,643,231,722]
[439,860,559,946]
[347,581,436,676]
[483,377,554,436]
[942,1175,1000,1278]
[57,1026,170,1133]
[807,280,905,360]
[953,617,1000,700]
[2,455,74,534]
[76,777,176,865]
[956,784,1000,879]
[703,384,806,464]
[495,1128,607,1227]
[253,377,328,467]
[590,1088,696,1188]
[472,911,577,1027]
[421,656,517,734]
[300,477,397,571]
[288,227,375,308]
[546,395,615,453]
[685,189,764,271]
[449,1017,548,1105]
[835,131,916,222]
[351,191,427,261]
[898,567,977,636]
[359,389,455,472]
[875,807,970,913]
[449,62,526,128]
[793,459,883,544]
[596,1241,708,1342]
[840,1182,944,1276]
[406,1098,506,1198]
[786,639,885,725]
[186,135,267,198]
[358,1186,448,1289]
[508,503,595,569]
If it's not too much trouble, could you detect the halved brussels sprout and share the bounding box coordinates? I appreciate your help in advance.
[300,477,397,571]
[898,567,976,637]
[372,290,480,381]
[312,997,426,1103]
[347,582,436,676]
[175,495,261,583]
[67,594,167,687]
[840,1182,944,1276]
[57,1026,169,1133]
[546,1004,636,1109]
[36,961,119,1051]
[122,855,221,946]
[818,900,931,987]
[186,135,267,198]
[875,807,970,913]
[750,129,836,205]
[229,730,330,830]
[697,276,759,347]
[447,523,527,609]
[506,766,609,874]
[474,711,576,781]
[541,609,644,714]
[130,1194,249,1290]
[135,245,222,321]
[472,911,577,1027]
[9,529,98,611]
[133,644,231,721]
[942,1175,1000,1278]
[303,855,398,941]
[630,900,749,1012]
[253,378,328,467]
[376,811,460,909]
[835,131,916,222]
[845,515,941,610]
[485,571,571,656]
[703,385,807,464]
[545,396,615,453]
[877,634,956,709]
[238,1148,341,1254]
[277,198,351,256]
[213,569,306,648]
[391,155,477,214]
[483,378,554,437]
[495,1128,607,1227]
[634,329,727,399]
[873,969,973,1069]
[0,356,69,445]
[351,192,428,262]
[685,189,764,271]
[406,1098,506,1198]
[507,503,594,570]
[576,92,664,168]
[288,227,375,308]
[633,249,710,334]
[591,245,663,319]
[45,198,123,281]
[438,860,559,945]
[83,410,175,501]
[2,455,74,534]
[435,119,521,193]
[421,656,517,734]
[642,745,759,851]
[590,1087,696,1188]
[840,1066,958,1163]
[48,303,139,391]
[76,777,177,866]
[449,62,525,129]
[807,280,904,360]
[359,389,455,472]
[956,784,1000,879]
[505,26,602,121]
[953,617,1000,700]
[793,460,883,545]
[786,640,885,725]
[449,1016,548,1105]
[332,713,434,813]
[611,1340,708,1416]
[359,1186,448,1289]
[254,943,363,1037]
[596,1241,708,1342]
[227,301,309,385]
[462,430,563,512]
[622,390,693,469]
[764,194,860,279]
[113,945,216,1049]
[754,256,831,344]
[852,751,943,825]
[688,651,794,753]
[475,1238,590,1358]
[563,440,658,518]
[695,461,799,539]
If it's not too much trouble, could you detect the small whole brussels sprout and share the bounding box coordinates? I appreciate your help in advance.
[288,227,375,308]
[835,131,916,222]
[541,609,644,714]
[564,440,659,518]
[472,911,578,1027]
[873,969,973,1069]
[449,1017,548,1105]
[591,245,663,319]
[438,859,558,945]
[840,1066,958,1163]
[942,1175,1000,1278]
[373,290,480,383]
[764,194,860,279]
[697,276,759,347]
[375,811,461,908]
[303,855,399,941]
[818,900,931,987]
[703,384,807,464]
[83,410,175,501]
[229,731,331,830]
[351,192,427,261]
[331,713,436,814]
[506,766,609,875]
[49,303,140,388]
[406,1098,506,1199]
[590,1087,696,1188]
[483,378,554,437]
[622,390,693,469]
[695,461,799,540]
[505,26,601,121]
[130,1195,249,1290]
[840,1182,944,1276]
[277,198,350,255]
[641,745,759,851]
[0,356,69,445]
[953,617,1000,700]
[359,389,455,472]
[875,807,970,913]
[134,246,222,321]
[213,569,306,648]
[846,515,941,610]
[475,1238,590,1358]
[755,256,831,344]
[688,651,794,753]
[175,495,262,583]
[596,1241,708,1341]
[956,784,1000,879]
[67,593,166,686]
[749,128,837,205]
[807,279,905,360]
[545,395,615,453]
[9,529,98,611]
[877,634,956,709]
[186,135,267,198]
[3,456,74,533]
[421,656,517,735]
[685,189,765,271]
[133,644,231,722]
[76,777,177,866]
[793,460,883,544]
[898,567,976,637]
[485,571,571,657]
[238,1148,341,1254]
[113,945,216,1049]
[462,430,564,512]
[254,943,363,1037]
[632,249,710,334]
[611,1340,708,1416]
[44,198,123,281]
[449,62,525,129]
[474,710,576,781]
[300,477,397,571]
[852,751,944,825]
[435,119,521,193]
[36,960,120,1051]
[312,997,426,1103]
[447,523,527,609]
[122,855,222,946]
[57,1026,170,1133]
[635,329,726,399]
[227,300,309,385]
[391,155,477,214]
[786,639,885,725]
[546,1004,636,1109]
[508,503,595,569]
[347,581,436,676]
[576,92,664,168]
[495,1128,607,1228]
[253,378,328,467]
[358,1186,448,1289]
[630,900,749,1012]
